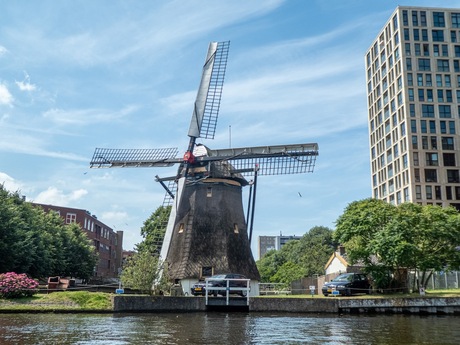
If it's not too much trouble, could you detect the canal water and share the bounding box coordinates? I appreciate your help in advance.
[0,312,459,344]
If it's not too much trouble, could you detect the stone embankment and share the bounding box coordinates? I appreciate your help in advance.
[112,295,460,315]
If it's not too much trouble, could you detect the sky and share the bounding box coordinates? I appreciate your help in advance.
[2,0,460,259]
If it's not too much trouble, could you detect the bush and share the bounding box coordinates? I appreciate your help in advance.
[0,272,39,299]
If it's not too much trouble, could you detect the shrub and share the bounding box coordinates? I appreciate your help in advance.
[0,272,39,299]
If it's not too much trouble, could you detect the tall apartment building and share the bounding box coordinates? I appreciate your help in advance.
[258,234,302,259]
[366,6,460,210]
[32,203,124,278]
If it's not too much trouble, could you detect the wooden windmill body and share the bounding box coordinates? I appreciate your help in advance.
[90,41,319,294]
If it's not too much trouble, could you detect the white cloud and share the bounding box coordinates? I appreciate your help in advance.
[15,71,37,91]
[0,84,13,106]
[16,81,36,91]
[42,105,138,125]
[0,172,24,192]
[0,46,8,57]
[33,187,88,205]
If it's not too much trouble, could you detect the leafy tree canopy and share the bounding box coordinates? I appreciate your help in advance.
[0,184,98,280]
[334,198,460,290]
[256,226,335,285]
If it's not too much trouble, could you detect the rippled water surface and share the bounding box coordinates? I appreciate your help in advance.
[0,312,459,344]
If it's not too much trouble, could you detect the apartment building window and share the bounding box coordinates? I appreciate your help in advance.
[414,152,419,166]
[430,136,437,149]
[434,44,440,56]
[426,74,432,86]
[422,104,434,117]
[449,121,456,134]
[415,168,421,182]
[435,186,442,200]
[452,13,460,28]
[426,152,439,166]
[422,29,428,41]
[422,136,428,149]
[456,46,460,57]
[411,120,417,133]
[447,170,460,183]
[445,75,451,87]
[418,89,424,101]
[403,154,408,168]
[452,31,457,43]
[432,30,444,42]
[412,136,418,149]
[439,105,451,118]
[426,186,433,199]
[438,89,444,102]
[421,120,427,133]
[446,186,453,200]
[412,11,418,26]
[406,58,412,71]
[66,213,77,224]
[404,43,411,56]
[437,59,449,72]
[418,58,430,71]
[427,89,433,101]
[416,185,422,199]
[421,11,427,26]
[403,10,408,26]
[409,104,415,116]
[442,44,448,56]
[455,60,460,72]
[414,29,420,41]
[456,187,460,199]
[423,44,430,56]
[404,187,410,201]
[416,73,423,85]
[441,121,447,134]
[441,137,454,150]
[444,153,456,166]
[446,90,453,102]
[404,28,410,40]
[425,169,437,182]
[433,12,445,27]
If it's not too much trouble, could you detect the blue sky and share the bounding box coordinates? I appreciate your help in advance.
[2,0,460,258]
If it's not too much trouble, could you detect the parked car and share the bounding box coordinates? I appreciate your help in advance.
[322,273,371,296]
[207,273,249,297]
[190,281,207,296]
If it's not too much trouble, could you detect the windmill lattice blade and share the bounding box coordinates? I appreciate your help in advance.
[207,143,319,176]
[90,148,179,168]
[188,41,230,139]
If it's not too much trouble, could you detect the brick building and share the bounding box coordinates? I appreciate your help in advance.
[32,203,124,278]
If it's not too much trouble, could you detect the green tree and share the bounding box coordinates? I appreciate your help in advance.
[334,199,460,292]
[120,250,163,294]
[256,226,335,285]
[137,206,171,255]
[0,184,99,279]
[335,198,396,265]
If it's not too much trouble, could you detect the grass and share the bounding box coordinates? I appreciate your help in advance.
[0,291,112,311]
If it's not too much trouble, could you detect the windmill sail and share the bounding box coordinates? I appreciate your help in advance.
[188,41,230,140]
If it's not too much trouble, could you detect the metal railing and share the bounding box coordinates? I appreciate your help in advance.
[204,277,250,305]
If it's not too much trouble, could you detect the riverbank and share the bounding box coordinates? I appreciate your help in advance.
[1,291,460,315]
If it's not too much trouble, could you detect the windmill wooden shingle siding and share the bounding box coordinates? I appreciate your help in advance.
[90,41,319,290]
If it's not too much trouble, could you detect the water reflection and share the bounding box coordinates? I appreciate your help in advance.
[0,312,459,344]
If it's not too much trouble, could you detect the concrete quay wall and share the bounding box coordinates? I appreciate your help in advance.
[338,297,460,315]
[113,296,460,315]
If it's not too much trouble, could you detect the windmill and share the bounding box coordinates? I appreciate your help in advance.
[90,41,319,293]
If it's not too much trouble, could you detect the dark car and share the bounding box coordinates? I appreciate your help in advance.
[207,274,250,297]
[190,281,207,296]
[322,273,371,296]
